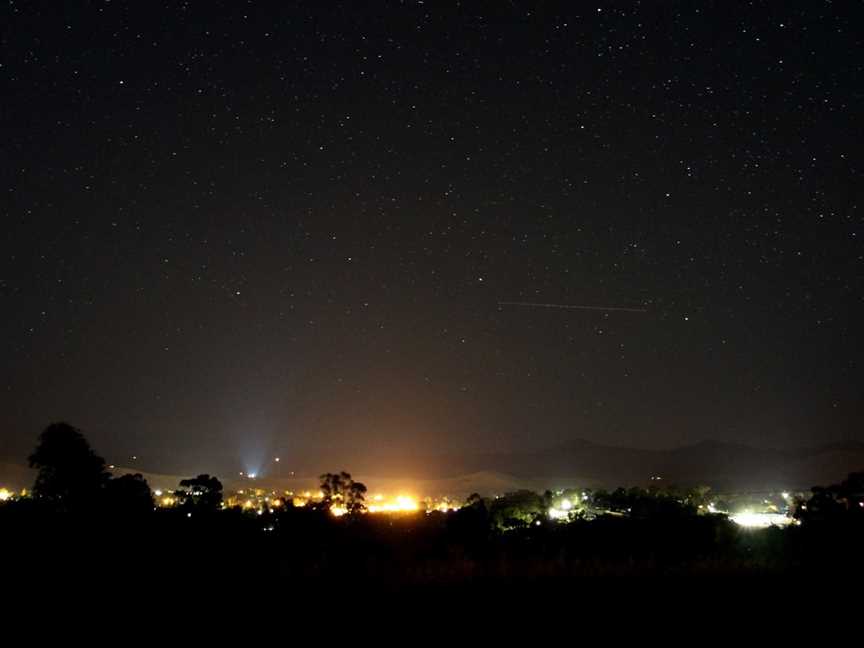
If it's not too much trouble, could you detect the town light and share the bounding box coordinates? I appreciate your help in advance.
[730,511,795,528]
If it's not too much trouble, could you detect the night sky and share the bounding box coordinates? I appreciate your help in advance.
[2,1,862,475]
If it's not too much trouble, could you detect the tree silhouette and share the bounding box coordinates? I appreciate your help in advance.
[104,473,154,515]
[488,489,545,530]
[465,492,484,508]
[347,479,368,514]
[319,471,367,514]
[28,422,110,511]
[176,474,223,512]
[795,472,864,523]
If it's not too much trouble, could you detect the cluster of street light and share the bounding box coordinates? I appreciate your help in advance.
[0,481,800,529]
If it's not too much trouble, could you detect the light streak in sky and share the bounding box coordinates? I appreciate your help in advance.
[498,301,648,313]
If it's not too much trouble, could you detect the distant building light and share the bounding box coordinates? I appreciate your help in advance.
[548,507,569,520]
[730,511,795,528]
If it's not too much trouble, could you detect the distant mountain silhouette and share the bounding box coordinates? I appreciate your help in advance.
[524,439,864,490]
[320,438,864,491]
[3,440,863,495]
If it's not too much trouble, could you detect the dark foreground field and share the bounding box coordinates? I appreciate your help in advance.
[4,503,863,616]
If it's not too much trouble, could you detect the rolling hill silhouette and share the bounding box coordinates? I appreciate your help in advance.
[3,440,863,495]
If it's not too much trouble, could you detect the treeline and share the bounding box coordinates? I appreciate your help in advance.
[2,422,864,595]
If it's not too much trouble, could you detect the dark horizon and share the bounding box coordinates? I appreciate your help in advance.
[4,426,864,495]
[3,2,862,472]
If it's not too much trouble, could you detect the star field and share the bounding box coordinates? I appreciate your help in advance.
[1,1,862,472]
